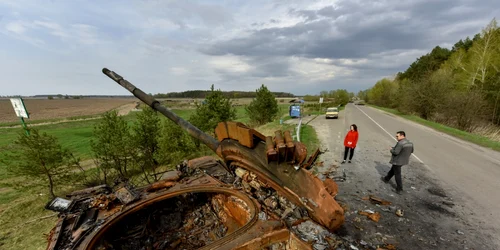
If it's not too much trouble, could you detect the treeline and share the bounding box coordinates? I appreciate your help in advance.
[365,18,500,133]
[302,89,355,106]
[154,90,295,98]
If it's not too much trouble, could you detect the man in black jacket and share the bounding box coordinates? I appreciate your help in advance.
[382,131,414,194]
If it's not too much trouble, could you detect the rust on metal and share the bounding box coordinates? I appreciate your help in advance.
[274,130,286,160]
[283,130,295,162]
[265,136,278,162]
[293,141,308,165]
[44,68,347,250]
[215,121,266,149]
[302,148,321,170]
[323,178,339,197]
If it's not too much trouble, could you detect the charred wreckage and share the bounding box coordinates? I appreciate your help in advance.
[45,68,346,250]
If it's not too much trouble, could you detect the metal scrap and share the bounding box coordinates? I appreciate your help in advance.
[362,195,392,205]
[358,210,381,222]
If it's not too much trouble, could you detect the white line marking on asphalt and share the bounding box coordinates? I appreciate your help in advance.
[354,105,424,163]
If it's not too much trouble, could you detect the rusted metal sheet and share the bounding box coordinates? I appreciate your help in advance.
[274,130,286,160]
[323,178,339,197]
[215,121,229,141]
[215,121,266,149]
[265,136,278,162]
[302,148,321,170]
[294,142,308,165]
[65,184,111,199]
[283,130,295,162]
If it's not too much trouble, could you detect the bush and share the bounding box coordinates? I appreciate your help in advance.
[131,106,162,183]
[189,85,237,134]
[90,110,135,184]
[246,84,279,125]
[0,128,79,198]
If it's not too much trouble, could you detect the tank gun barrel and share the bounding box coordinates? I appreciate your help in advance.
[102,68,220,152]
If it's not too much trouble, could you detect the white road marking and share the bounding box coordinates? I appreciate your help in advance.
[354,105,424,163]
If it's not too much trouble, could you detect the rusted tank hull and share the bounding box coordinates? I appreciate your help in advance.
[43,68,346,249]
[46,158,342,249]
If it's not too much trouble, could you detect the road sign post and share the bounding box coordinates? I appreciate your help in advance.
[10,98,30,135]
[319,97,324,112]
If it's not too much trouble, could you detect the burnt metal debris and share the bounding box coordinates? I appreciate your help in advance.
[44,68,346,250]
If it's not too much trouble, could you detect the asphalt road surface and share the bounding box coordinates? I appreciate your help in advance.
[309,103,500,249]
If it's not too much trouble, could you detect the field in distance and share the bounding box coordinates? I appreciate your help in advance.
[0,98,136,123]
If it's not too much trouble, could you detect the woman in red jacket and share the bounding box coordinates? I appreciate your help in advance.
[342,124,358,164]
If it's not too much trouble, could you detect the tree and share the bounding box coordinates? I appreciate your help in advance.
[404,69,454,119]
[363,18,500,133]
[132,106,161,183]
[399,46,452,82]
[452,37,475,52]
[90,110,135,184]
[1,128,78,198]
[463,18,499,90]
[443,90,486,131]
[348,92,355,101]
[246,84,279,125]
[189,85,237,133]
[367,78,398,108]
[319,91,329,97]
[333,89,350,106]
[157,119,197,166]
[357,90,368,101]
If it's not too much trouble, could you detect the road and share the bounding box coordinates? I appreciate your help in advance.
[308,103,500,249]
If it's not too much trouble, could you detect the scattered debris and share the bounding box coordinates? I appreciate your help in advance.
[457,230,465,235]
[377,243,397,250]
[362,195,392,205]
[358,210,381,222]
[395,209,404,217]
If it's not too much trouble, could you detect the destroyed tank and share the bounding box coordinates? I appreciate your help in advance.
[44,68,345,250]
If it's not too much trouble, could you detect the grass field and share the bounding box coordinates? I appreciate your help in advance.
[0,98,135,125]
[0,101,320,250]
[369,105,500,152]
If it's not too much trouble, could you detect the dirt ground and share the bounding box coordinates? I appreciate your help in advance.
[0,98,135,123]
[306,104,497,250]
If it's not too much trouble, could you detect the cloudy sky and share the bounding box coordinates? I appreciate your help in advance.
[0,0,498,96]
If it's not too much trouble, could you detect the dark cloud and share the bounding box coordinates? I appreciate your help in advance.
[201,18,425,60]
[195,0,500,93]
[201,0,500,61]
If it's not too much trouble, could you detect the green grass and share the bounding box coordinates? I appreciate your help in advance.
[369,104,500,152]
[299,124,320,152]
[0,109,199,250]
[0,104,323,250]
[235,106,250,124]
